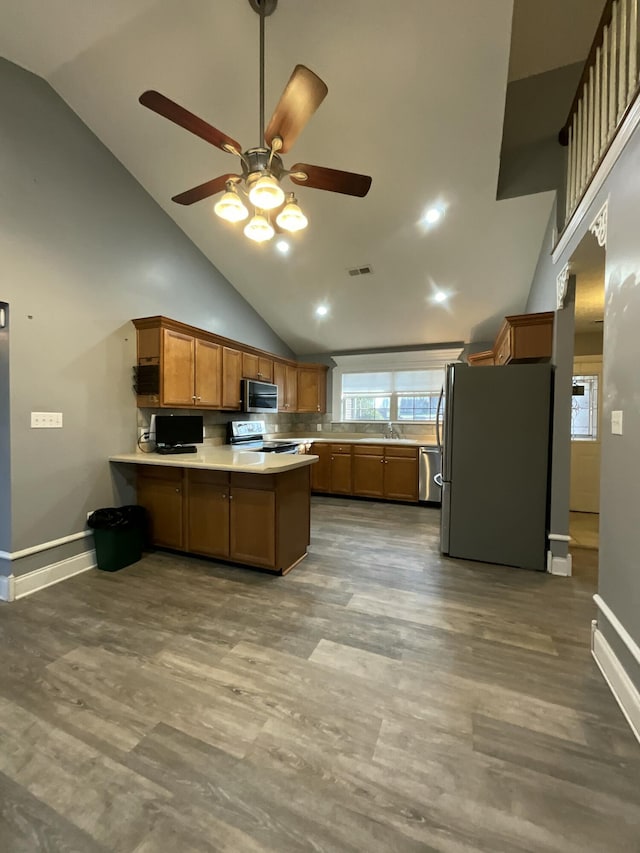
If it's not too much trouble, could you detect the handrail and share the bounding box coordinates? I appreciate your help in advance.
[559,0,616,145]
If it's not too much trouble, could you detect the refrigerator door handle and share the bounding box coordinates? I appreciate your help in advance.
[434,472,443,487]
[436,386,444,452]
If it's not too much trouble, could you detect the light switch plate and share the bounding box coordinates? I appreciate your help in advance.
[31,412,63,428]
[611,410,623,435]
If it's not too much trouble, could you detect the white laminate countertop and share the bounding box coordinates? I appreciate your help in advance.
[109,447,318,474]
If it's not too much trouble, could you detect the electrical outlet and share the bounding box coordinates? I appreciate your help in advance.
[274,424,279,432]
[31,412,63,428]
[316,423,322,431]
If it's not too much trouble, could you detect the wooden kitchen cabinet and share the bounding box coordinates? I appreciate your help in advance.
[221,346,243,410]
[353,444,419,502]
[309,443,331,491]
[136,466,185,549]
[467,349,495,367]
[242,353,273,382]
[468,312,554,367]
[297,366,327,413]
[274,362,298,412]
[352,445,385,497]
[330,444,353,494]
[186,469,230,558]
[137,465,310,574]
[383,446,419,502]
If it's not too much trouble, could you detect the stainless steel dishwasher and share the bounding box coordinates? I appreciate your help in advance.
[419,446,442,503]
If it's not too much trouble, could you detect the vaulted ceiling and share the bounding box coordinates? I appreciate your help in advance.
[0,0,600,354]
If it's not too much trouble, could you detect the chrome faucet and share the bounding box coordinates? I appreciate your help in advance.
[386,422,401,439]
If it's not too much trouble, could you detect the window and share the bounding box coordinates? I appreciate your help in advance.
[571,374,599,440]
[333,350,462,423]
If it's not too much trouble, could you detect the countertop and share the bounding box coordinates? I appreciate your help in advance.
[110,447,318,474]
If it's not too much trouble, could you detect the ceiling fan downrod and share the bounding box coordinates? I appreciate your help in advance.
[248,0,278,143]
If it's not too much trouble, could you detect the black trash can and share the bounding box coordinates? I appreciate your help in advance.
[87,505,148,572]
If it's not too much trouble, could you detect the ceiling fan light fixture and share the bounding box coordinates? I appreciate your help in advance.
[244,213,275,242]
[276,194,308,232]
[214,186,249,222]
[248,174,285,210]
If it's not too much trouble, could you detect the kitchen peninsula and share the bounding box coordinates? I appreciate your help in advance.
[110,448,317,575]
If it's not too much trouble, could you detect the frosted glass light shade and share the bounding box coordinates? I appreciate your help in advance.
[214,190,248,222]
[248,175,285,210]
[276,198,308,232]
[244,214,274,243]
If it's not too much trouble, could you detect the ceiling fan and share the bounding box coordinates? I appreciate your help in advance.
[139,0,372,243]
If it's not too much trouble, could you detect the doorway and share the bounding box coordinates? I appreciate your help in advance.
[567,235,605,572]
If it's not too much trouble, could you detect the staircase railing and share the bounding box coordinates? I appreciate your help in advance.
[560,0,640,225]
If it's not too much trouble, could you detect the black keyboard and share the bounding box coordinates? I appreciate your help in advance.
[156,445,198,455]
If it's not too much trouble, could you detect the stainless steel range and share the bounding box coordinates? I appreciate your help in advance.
[227,420,303,454]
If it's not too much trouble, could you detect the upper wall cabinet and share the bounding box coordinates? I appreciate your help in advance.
[242,353,273,382]
[468,312,554,367]
[132,316,327,413]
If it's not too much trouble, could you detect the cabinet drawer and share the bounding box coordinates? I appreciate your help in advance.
[137,465,183,483]
[385,446,418,458]
[230,472,276,491]
[187,469,229,487]
[330,444,352,454]
[353,444,384,456]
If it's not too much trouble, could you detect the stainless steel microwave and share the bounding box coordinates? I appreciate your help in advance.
[242,378,278,413]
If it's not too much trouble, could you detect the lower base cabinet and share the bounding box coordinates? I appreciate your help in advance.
[311,443,419,503]
[136,464,310,574]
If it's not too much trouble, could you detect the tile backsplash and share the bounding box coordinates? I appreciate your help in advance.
[137,409,437,445]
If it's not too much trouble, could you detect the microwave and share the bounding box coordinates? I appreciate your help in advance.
[242,378,279,413]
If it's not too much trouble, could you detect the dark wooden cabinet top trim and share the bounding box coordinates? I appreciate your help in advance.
[132,315,328,373]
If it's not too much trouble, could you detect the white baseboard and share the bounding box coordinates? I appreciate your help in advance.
[592,623,640,744]
[0,550,96,602]
[547,550,572,576]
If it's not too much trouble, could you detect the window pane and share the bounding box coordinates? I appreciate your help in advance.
[343,372,392,393]
[397,394,440,421]
[343,395,390,421]
[571,374,598,440]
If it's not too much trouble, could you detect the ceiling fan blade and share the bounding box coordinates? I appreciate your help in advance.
[171,174,238,206]
[139,90,242,154]
[290,163,372,197]
[264,65,328,154]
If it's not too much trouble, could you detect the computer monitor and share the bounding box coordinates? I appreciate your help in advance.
[154,415,203,448]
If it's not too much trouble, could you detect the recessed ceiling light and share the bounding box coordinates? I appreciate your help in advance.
[424,206,443,225]
[433,291,447,303]
[316,305,329,317]
[276,240,290,254]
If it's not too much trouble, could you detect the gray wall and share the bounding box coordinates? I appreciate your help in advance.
[526,125,640,694]
[0,58,294,565]
[498,63,583,209]
[0,303,10,554]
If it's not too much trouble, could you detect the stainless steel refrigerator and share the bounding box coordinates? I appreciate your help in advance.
[437,362,553,571]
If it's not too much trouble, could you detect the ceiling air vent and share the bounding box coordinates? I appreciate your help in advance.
[347,264,373,277]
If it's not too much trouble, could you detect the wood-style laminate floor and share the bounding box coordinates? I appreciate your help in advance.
[0,497,638,853]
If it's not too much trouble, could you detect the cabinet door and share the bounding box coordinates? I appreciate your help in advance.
[258,357,273,382]
[229,488,276,568]
[297,367,323,412]
[194,339,222,408]
[137,468,184,549]
[222,346,243,409]
[162,329,195,407]
[273,362,287,411]
[352,447,385,497]
[310,443,331,491]
[187,471,230,558]
[331,452,352,494]
[384,452,419,502]
[285,364,298,411]
[242,352,260,380]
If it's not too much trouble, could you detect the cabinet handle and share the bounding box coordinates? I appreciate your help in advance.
[222,494,227,499]
[192,395,197,401]
[380,459,384,463]
[175,488,180,493]
[229,495,233,500]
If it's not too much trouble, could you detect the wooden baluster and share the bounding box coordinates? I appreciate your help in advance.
[576,100,583,196]
[582,84,589,190]
[602,23,610,152]
[618,0,628,122]
[594,46,601,165]
[566,124,573,220]
[588,64,595,170]
[610,1,619,137]
[570,114,578,210]
[630,0,638,97]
